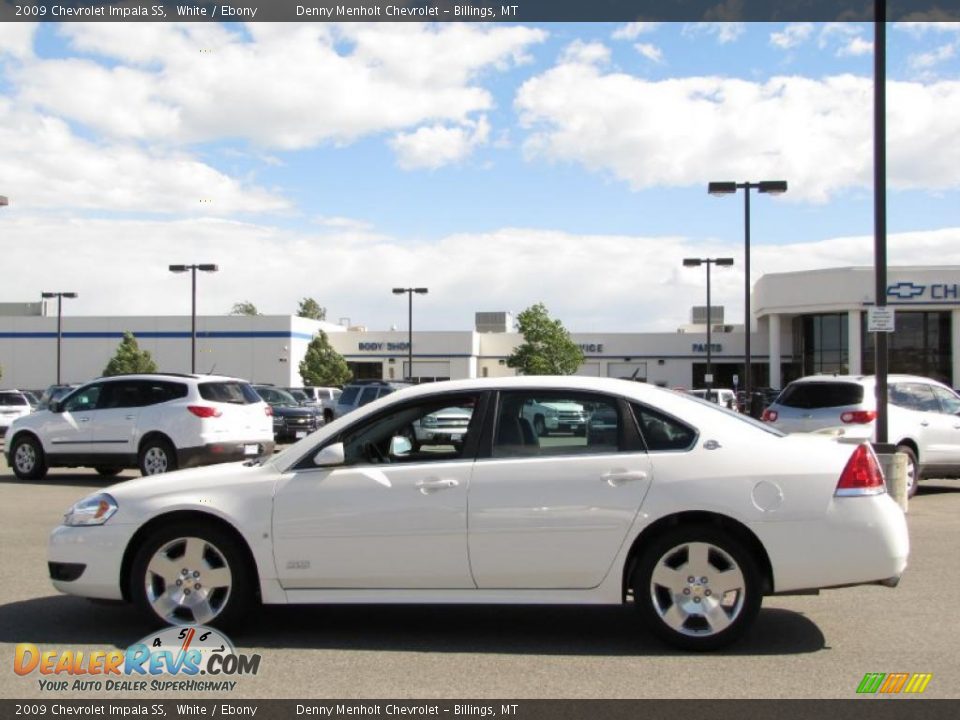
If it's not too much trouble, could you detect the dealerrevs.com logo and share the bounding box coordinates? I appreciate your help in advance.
[856,672,933,695]
[14,626,261,692]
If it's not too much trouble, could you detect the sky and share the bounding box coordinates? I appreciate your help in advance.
[0,20,959,332]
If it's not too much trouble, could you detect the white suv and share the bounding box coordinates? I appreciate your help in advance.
[0,390,34,436]
[5,374,274,480]
[763,373,960,496]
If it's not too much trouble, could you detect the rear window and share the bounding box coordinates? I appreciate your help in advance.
[339,386,362,406]
[777,382,864,409]
[0,393,28,406]
[199,381,261,404]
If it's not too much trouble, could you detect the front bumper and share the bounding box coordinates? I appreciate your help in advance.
[178,439,276,469]
[48,523,135,600]
[274,416,321,441]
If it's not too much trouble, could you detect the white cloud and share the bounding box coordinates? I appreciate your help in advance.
[770,23,814,50]
[895,22,960,36]
[2,214,960,334]
[12,23,546,154]
[515,57,960,201]
[634,43,664,64]
[390,117,491,170]
[909,43,957,69]
[0,22,37,60]
[560,40,610,66]
[0,100,287,213]
[682,23,746,45]
[612,23,660,41]
[837,37,873,57]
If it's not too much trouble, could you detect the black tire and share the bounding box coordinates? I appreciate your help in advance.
[130,522,254,629]
[10,434,48,480]
[138,437,178,476]
[632,524,762,651]
[533,415,547,437]
[896,444,920,499]
[95,467,123,477]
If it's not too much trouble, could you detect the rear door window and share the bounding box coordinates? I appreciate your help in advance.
[890,383,941,413]
[777,382,864,409]
[199,381,260,404]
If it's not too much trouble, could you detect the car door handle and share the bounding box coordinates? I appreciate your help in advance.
[601,470,649,486]
[415,478,459,493]
[125,414,136,420]
[79,417,90,423]
[921,421,930,427]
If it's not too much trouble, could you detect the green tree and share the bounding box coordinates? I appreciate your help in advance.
[299,330,352,387]
[230,301,260,316]
[297,297,327,321]
[103,332,159,376]
[506,302,584,376]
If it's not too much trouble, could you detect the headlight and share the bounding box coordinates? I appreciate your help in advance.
[64,493,118,527]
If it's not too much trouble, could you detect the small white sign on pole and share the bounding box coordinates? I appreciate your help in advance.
[868,306,896,333]
[704,373,714,384]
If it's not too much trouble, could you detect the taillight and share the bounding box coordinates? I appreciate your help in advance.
[840,410,877,424]
[761,409,778,422]
[264,406,273,416]
[835,443,885,496]
[187,405,222,419]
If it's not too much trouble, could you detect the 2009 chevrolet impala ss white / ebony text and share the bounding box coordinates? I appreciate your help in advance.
[48,377,909,650]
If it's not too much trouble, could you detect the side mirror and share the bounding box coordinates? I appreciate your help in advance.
[49,400,62,414]
[389,436,413,456]
[313,442,345,467]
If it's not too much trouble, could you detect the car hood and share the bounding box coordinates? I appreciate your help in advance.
[104,459,269,506]
[271,406,315,417]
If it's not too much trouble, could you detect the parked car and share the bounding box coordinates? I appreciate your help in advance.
[5,373,274,479]
[520,397,587,436]
[333,380,411,419]
[37,383,79,410]
[411,404,473,449]
[0,390,34,437]
[47,376,907,651]
[253,385,322,442]
[688,388,738,411]
[285,386,342,424]
[762,373,960,497]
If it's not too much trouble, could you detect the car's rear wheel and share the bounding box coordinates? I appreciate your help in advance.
[632,525,762,651]
[131,523,252,628]
[138,438,178,476]
[896,444,919,499]
[95,466,122,477]
[11,435,48,480]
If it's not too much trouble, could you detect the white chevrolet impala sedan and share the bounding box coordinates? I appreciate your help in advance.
[48,377,908,650]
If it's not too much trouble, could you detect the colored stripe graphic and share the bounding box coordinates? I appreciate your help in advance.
[880,672,910,693]
[903,674,933,694]
[857,672,932,694]
[857,673,886,694]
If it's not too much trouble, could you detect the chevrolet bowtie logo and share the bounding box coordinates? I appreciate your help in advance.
[887,282,926,300]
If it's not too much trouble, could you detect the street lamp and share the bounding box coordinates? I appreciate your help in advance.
[683,257,734,391]
[169,264,219,373]
[40,292,78,385]
[392,287,428,381]
[708,180,787,406]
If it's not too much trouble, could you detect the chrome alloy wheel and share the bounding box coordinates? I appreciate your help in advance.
[14,442,37,474]
[144,536,233,625]
[141,446,169,475]
[649,541,746,637]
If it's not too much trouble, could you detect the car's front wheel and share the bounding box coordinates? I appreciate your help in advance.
[138,437,178,476]
[131,523,253,628]
[632,525,762,651]
[10,435,48,481]
[895,444,919,499]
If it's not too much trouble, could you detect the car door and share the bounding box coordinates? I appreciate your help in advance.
[467,391,652,589]
[88,380,143,460]
[43,383,103,458]
[928,385,960,467]
[272,392,484,589]
[889,382,946,463]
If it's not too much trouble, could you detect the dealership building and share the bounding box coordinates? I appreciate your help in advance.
[2,266,960,392]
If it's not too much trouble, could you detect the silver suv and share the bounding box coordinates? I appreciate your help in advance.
[763,373,960,496]
[333,380,412,419]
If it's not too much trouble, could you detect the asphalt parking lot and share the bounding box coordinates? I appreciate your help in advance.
[1,445,958,700]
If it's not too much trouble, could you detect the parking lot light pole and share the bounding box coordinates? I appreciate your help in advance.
[683,257,734,391]
[392,287,428,381]
[708,181,787,405]
[169,264,219,373]
[40,292,78,385]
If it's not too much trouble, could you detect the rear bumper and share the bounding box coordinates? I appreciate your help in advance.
[178,440,276,469]
[756,492,909,594]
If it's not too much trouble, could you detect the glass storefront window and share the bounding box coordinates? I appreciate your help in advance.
[862,311,952,384]
[793,313,848,375]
